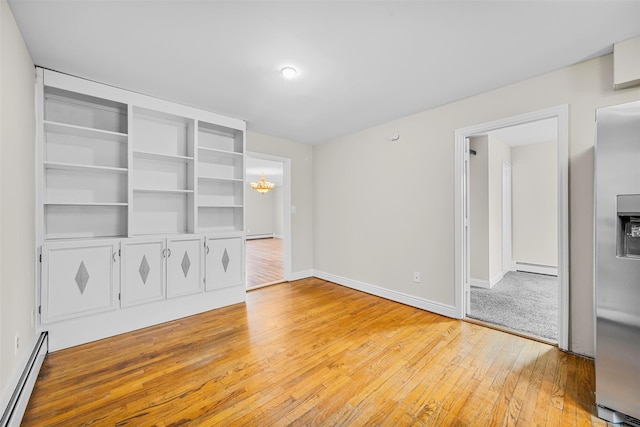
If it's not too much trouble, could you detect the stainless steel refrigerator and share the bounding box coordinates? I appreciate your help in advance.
[595,100,640,425]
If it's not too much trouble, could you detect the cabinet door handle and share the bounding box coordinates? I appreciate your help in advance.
[206,246,210,255]
[167,248,171,257]
[162,249,167,258]
[113,252,117,263]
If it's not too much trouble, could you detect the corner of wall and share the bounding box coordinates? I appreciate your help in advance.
[0,0,37,408]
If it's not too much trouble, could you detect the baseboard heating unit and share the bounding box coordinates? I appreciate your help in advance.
[1,332,48,427]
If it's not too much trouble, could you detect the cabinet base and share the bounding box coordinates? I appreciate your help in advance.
[44,285,245,351]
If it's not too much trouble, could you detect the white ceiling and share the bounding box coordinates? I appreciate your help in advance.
[488,117,557,147]
[8,1,640,145]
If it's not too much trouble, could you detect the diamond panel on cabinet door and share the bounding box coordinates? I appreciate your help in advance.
[181,251,191,277]
[221,248,230,272]
[75,261,90,294]
[139,255,150,284]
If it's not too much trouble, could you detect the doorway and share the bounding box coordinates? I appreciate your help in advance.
[245,152,292,290]
[455,106,569,350]
[466,120,559,342]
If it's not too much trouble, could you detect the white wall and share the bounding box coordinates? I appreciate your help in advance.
[0,0,36,403]
[469,135,510,285]
[469,136,489,282]
[273,186,284,237]
[488,136,511,280]
[245,184,277,236]
[245,178,285,238]
[246,131,313,275]
[313,54,640,357]
[512,141,557,267]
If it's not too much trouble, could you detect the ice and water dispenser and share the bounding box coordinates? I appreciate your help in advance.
[617,194,640,258]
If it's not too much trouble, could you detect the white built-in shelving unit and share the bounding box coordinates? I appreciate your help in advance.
[130,106,196,236]
[36,69,247,351]
[42,87,129,240]
[197,121,244,234]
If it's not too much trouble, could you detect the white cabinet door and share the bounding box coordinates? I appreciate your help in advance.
[41,240,118,324]
[121,239,165,307]
[205,237,244,291]
[167,237,203,298]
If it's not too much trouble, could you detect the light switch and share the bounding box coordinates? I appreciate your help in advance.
[291,205,297,214]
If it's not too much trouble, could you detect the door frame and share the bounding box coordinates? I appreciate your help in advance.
[454,105,569,351]
[245,151,292,283]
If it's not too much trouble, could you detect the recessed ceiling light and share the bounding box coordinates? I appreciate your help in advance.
[281,67,297,79]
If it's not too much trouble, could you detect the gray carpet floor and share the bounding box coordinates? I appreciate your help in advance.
[468,271,558,341]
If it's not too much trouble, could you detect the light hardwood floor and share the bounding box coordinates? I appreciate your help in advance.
[246,237,284,289]
[23,278,606,426]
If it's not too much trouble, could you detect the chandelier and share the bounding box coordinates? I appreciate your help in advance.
[250,173,275,194]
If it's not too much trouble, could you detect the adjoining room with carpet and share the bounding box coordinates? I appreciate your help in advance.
[467,121,559,342]
[469,271,558,341]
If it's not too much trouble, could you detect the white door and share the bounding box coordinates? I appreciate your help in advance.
[206,237,244,290]
[167,237,203,298]
[41,240,119,323]
[121,238,165,307]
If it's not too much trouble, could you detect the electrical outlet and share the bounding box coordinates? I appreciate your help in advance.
[413,272,421,283]
[14,333,20,355]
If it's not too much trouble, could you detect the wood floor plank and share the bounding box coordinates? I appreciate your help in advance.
[534,343,561,426]
[246,237,284,288]
[438,377,481,425]
[511,341,541,420]
[23,278,603,426]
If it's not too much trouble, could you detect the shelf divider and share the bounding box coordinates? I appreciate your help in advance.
[198,175,243,183]
[198,146,242,158]
[133,188,194,194]
[44,120,127,143]
[133,150,194,164]
[45,202,128,206]
[198,204,243,208]
[44,161,128,174]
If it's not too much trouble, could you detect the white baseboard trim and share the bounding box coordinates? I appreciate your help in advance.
[491,271,506,287]
[246,233,274,240]
[313,270,456,319]
[470,271,505,289]
[1,332,48,427]
[470,278,490,289]
[288,270,314,281]
[515,262,558,276]
[273,234,284,239]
